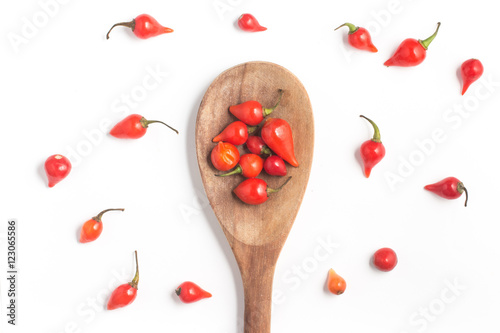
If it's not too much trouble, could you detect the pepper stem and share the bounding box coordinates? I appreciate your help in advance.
[106,20,136,40]
[334,22,358,34]
[129,250,139,289]
[263,89,284,116]
[140,117,179,134]
[93,208,125,223]
[458,182,468,207]
[267,176,292,195]
[216,165,242,177]
[247,126,258,134]
[262,146,272,156]
[419,22,441,50]
[360,115,381,143]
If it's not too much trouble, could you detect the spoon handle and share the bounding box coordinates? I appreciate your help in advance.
[236,244,279,333]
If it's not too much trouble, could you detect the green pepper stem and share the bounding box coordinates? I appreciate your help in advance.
[216,165,242,177]
[419,22,441,50]
[267,176,292,194]
[262,146,272,156]
[93,208,125,223]
[141,117,179,134]
[247,126,258,134]
[263,89,284,116]
[106,20,135,40]
[129,251,139,289]
[334,22,358,34]
[360,115,381,143]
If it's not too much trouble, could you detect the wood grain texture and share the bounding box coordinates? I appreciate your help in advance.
[195,61,314,333]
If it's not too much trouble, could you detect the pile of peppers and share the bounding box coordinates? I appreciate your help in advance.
[210,89,298,205]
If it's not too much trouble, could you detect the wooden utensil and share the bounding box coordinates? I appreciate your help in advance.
[195,61,314,332]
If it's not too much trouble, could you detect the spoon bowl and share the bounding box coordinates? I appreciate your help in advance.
[196,61,314,332]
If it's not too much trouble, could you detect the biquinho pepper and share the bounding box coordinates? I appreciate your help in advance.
[213,121,257,146]
[246,136,272,156]
[79,208,125,243]
[229,90,284,126]
[110,114,178,139]
[44,154,72,187]
[335,22,378,52]
[175,281,212,303]
[384,22,441,67]
[327,269,347,295]
[106,14,173,39]
[217,153,263,178]
[263,155,287,176]
[261,118,299,167]
[234,177,291,205]
[359,115,385,178]
[460,59,484,95]
[424,177,468,207]
[238,14,267,32]
[211,142,240,171]
[107,251,139,310]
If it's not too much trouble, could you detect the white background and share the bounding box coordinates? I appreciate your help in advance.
[1,0,500,332]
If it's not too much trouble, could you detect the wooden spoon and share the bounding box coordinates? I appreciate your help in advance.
[195,61,314,332]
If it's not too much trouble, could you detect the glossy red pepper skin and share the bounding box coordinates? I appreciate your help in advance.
[211,142,240,171]
[335,23,377,52]
[384,22,441,67]
[359,115,385,178]
[175,281,212,303]
[234,177,291,205]
[238,14,267,32]
[218,154,263,178]
[264,155,287,176]
[107,14,174,39]
[110,114,178,139]
[373,248,398,272]
[79,208,124,243]
[229,90,283,126]
[44,154,72,187]
[246,136,272,156]
[424,177,468,207]
[107,251,139,310]
[461,59,484,95]
[213,121,256,146]
[261,118,298,167]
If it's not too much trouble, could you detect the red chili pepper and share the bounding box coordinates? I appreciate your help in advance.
[211,142,240,171]
[44,154,72,187]
[334,22,377,52]
[359,115,385,178]
[79,208,124,243]
[238,14,267,32]
[217,153,263,178]
[424,177,468,207]
[261,118,298,167]
[461,59,484,95]
[107,251,139,310]
[373,248,398,272]
[384,22,441,67]
[229,90,283,126]
[246,136,272,156]
[213,121,257,146]
[327,269,347,295]
[106,14,173,39]
[175,281,212,303]
[234,177,291,205]
[110,114,178,139]
[263,155,287,176]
